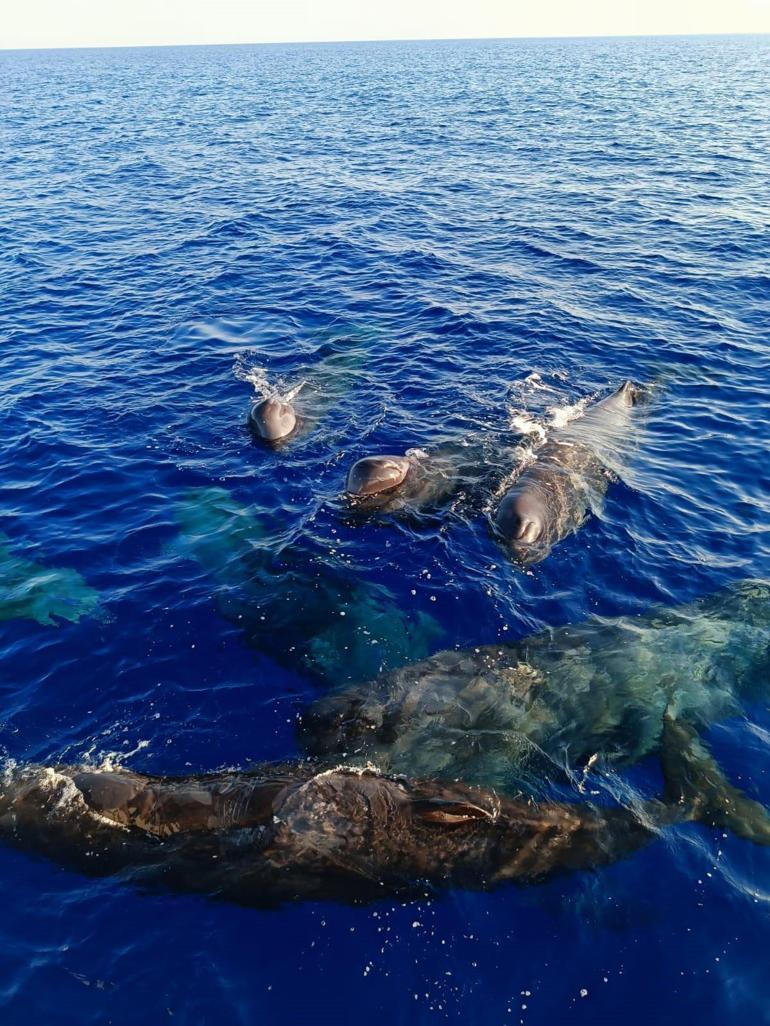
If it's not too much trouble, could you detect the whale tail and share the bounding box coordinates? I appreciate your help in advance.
[660,713,770,845]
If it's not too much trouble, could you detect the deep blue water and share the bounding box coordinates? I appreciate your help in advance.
[1,34,770,1025]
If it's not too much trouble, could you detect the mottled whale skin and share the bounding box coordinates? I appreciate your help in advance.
[0,726,753,908]
[300,581,770,812]
[494,381,642,563]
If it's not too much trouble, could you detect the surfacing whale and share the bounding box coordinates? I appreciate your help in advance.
[344,440,511,518]
[300,580,770,820]
[0,719,760,908]
[494,380,643,563]
[345,446,465,515]
[240,343,368,449]
[249,396,300,444]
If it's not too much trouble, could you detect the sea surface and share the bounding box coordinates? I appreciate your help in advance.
[1,34,769,1025]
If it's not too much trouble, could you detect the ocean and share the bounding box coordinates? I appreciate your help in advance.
[1,34,769,1024]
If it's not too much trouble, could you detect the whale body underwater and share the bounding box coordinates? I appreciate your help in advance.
[172,486,443,684]
[300,581,770,815]
[1,713,766,908]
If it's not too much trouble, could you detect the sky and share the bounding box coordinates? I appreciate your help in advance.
[2,0,770,50]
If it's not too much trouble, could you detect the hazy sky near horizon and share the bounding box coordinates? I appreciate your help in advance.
[3,0,770,50]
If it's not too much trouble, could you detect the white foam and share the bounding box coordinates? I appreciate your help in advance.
[509,413,547,441]
[548,397,590,428]
[233,353,273,398]
[234,353,309,406]
[283,379,307,403]
[76,735,150,772]
[507,371,594,449]
[95,739,150,772]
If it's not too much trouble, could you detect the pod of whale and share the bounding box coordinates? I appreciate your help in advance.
[5,368,764,913]
[0,712,763,908]
[494,380,642,563]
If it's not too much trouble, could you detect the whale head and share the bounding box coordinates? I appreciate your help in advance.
[249,398,298,444]
[346,455,412,504]
[270,766,506,886]
[494,488,551,564]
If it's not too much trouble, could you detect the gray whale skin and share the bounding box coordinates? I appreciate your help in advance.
[248,397,299,444]
[494,380,642,563]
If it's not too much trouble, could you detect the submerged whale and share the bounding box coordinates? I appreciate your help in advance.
[0,718,761,908]
[494,381,643,563]
[172,486,442,683]
[0,533,99,627]
[300,580,770,817]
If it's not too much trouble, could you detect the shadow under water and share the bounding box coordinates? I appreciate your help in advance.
[0,533,100,627]
[172,486,444,683]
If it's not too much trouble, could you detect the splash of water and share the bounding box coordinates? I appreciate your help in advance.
[234,353,309,413]
[548,397,591,429]
[233,352,273,398]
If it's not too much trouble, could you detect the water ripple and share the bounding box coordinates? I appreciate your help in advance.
[0,33,769,1026]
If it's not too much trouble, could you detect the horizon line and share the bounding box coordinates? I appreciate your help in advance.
[2,30,768,54]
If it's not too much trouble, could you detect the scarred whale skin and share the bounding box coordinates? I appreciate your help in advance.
[494,380,643,563]
[0,759,667,907]
[299,581,770,796]
[2,715,767,907]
